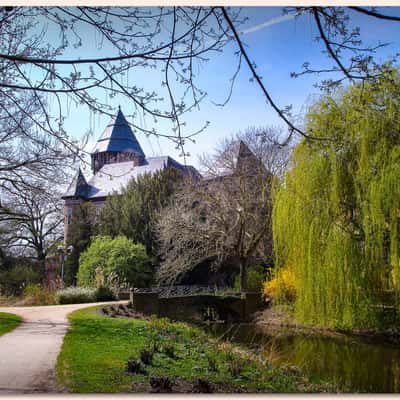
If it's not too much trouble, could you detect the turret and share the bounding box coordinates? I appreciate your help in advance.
[91,108,145,173]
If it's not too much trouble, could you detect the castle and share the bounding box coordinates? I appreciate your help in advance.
[62,108,198,242]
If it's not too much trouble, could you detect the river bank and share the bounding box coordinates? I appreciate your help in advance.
[254,305,400,345]
[196,305,400,392]
[56,306,337,393]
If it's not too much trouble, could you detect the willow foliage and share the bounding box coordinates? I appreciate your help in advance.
[273,68,400,329]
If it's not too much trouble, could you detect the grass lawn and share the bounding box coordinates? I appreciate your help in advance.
[57,306,334,393]
[0,312,22,336]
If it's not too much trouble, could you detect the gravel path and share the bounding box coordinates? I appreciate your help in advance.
[0,302,126,393]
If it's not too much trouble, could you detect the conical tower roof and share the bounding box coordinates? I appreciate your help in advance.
[91,108,145,157]
[62,167,88,199]
[235,140,267,175]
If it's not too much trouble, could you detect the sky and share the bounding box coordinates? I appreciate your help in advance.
[48,6,400,175]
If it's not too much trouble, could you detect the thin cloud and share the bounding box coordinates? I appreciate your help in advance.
[242,13,296,35]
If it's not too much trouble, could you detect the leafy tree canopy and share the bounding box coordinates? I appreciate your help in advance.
[77,235,152,288]
[99,167,184,256]
[64,202,97,286]
[273,66,400,329]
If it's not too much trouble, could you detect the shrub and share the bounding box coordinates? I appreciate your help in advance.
[234,264,265,292]
[94,269,123,298]
[23,283,55,305]
[0,263,42,296]
[264,267,296,303]
[127,359,146,375]
[56,287,96,304]
[77,236,153,288]
[94,286,116,302]
[140,348,154,365]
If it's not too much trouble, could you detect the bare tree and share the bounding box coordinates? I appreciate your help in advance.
[156,128,289,290]
[0,181,64,261]
[0,97,75,193]
[0,5,399,166]
[221,6,400,143]
[0,6,242,164]
[199,126,292,180]
[0,108,74,260]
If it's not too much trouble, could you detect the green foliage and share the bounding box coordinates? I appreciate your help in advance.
[0,261,42,296]
[23,283,55,305]
[0,312,22,336]
[94,286,116,301]
[56,286,96,304]
[263,267,297,303]
[57,306,328,393]
[99,168,183,256]
[273,67,400,329]
[77,236,152,288]
[64,202,98,286]
[234,264,265,292]
[226,353,243,377]
[0,247,12,272]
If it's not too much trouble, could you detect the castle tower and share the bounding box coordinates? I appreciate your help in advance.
[236,140,267,176]
[91,107,145,173]
[61,167,88,244]
[62,107,198,244]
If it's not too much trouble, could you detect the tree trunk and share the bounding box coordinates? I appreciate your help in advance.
[239,258,247,293]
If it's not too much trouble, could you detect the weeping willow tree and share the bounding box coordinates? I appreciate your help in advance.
[273,67,400,329]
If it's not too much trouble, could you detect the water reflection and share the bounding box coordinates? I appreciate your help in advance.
[204,323,400,393]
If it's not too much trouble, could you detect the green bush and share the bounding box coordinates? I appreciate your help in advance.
[234,264,265,292]
[0,264,42,296]
[56,287,96,304]
[23,283,55,305]
[78,236,153,288]
[94,286,116,302]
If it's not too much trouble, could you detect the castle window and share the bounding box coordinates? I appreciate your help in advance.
[67,208,73,224]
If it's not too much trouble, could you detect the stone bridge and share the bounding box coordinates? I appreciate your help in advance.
[130,286,263,322]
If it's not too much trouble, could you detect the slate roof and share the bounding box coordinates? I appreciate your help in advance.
[236,140,267,175]
[63,108,199,200]
[62,168,88,199]
[63,156,199,200]
[91,108,145,157]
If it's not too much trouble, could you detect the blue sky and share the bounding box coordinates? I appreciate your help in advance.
[54,6,400,173]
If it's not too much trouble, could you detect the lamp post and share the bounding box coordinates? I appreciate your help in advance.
[57,244,74,282]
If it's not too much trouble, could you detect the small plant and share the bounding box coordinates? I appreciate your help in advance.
[127,359,146,375]
[140,349,154,365]
[264,267,296,303]
[55,287,96,304]
[227,354,242,377]
[163,343,176,359]
[149,337,161,353]
[149,316,171,334]
[206,354,218,372]
[149,376,173,393]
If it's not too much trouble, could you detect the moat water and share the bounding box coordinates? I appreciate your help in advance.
[204,322,400,392]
